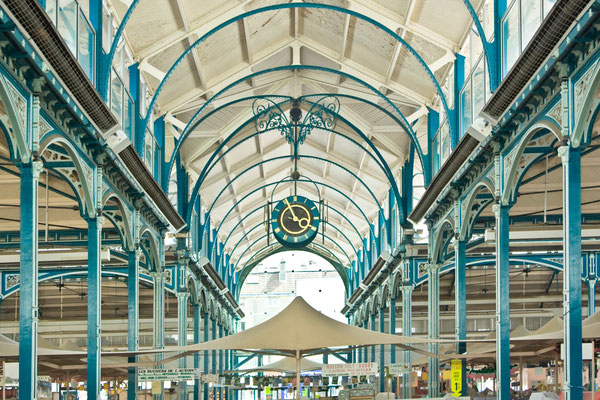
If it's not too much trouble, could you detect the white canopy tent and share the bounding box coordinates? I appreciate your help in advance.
[170,296,438,397]
[231,356,324,374]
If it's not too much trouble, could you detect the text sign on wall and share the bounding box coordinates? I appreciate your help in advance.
[387,363,411,375]
[139,368,197,381]
[322,363,378,376]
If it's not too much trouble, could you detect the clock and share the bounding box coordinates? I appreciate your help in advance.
[271,195,320,248]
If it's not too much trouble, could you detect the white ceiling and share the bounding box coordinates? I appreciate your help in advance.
[108,0,483,269]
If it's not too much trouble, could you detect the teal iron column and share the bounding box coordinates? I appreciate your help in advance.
[358,320,363,362]
[559,144,583,400]
[18,160,42,400]
[362,321,367,362]
[152,270,166,399]
[493,203,510,400]
[127,246,140,400]
[219,324,224,372]
[389,295,396,363]
[370,314,376,362]
[224,328,229,400]
[211,317,217,400]
[589,278,597,317]
[389,294,396,394]
[203,312,210,400]
[401,285,413,399]
[177,291,189,399]
[194,304,201,400]
[454,239,467,395]
[212,318,217,373]
[427,264,440,397]
[379,306,385,392]
[87,210,104,400]
[219,324,224,400]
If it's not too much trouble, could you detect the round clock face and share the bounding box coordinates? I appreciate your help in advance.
[271,195,320,248]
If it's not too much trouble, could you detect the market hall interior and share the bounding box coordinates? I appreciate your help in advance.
[0,0,599,399]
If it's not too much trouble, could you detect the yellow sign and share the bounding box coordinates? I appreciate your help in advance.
[450,359,462,397]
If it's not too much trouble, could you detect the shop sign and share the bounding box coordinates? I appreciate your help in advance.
[387,363,410,375]
[322,362,378,376]
[139,368,197,381]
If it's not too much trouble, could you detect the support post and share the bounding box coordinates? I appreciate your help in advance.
[559,144,583,400]
[177,291,189,399]
[87,212,103,400]
[455,238,467,395]
[379,306,385,393]
[427,264,440,397]
[194,304,201,400]
[401,285,413,399]
[389,295,397,394]
[589,278,596,317]
[493,203,511,400]
[152,270,166,400]
[127,246,140,400]
[18,160,42,400]
[219,324,224,400]
[212,318,217,400]
[203,312,210,400]
[389,295,396,363]
[370,314,376,362]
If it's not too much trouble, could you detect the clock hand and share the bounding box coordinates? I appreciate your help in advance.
[283,198,300,222]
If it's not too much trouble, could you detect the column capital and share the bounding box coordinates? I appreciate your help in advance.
[424,263,440,273]
[399,284,414,294]
[32,160,44,179]
[492,202,509,217]
[150,270,169,281]
[558,145,570,165]
[176,291,190,300]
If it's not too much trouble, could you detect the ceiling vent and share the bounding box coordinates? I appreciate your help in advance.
[118,145,185,231]
[3,0,118,133]
[483,0,593,120]
[408,133,481,224]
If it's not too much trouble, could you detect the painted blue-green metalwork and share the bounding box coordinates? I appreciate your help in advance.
[427,264,440,397]
[561,145,583,400]
[233,231,353,272]
[253,96,341,144]
[301,93,423,165]
[167,93,423,185]
[87,216,102,400]
[214,200,363,269]
[389,295,396,363]
[204,154,382,218]
[228,218,358,267]
[454,240,467,396]
[127,247,139,400]
[400,284,413,399]
[494,204,510,400]
[199,178,375,252]
[18,162,41,400]
[460,0,499,92]
[378,307,385,392]
[99,0,138,99]
[180,79,405,222]
[190,123,388,206]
